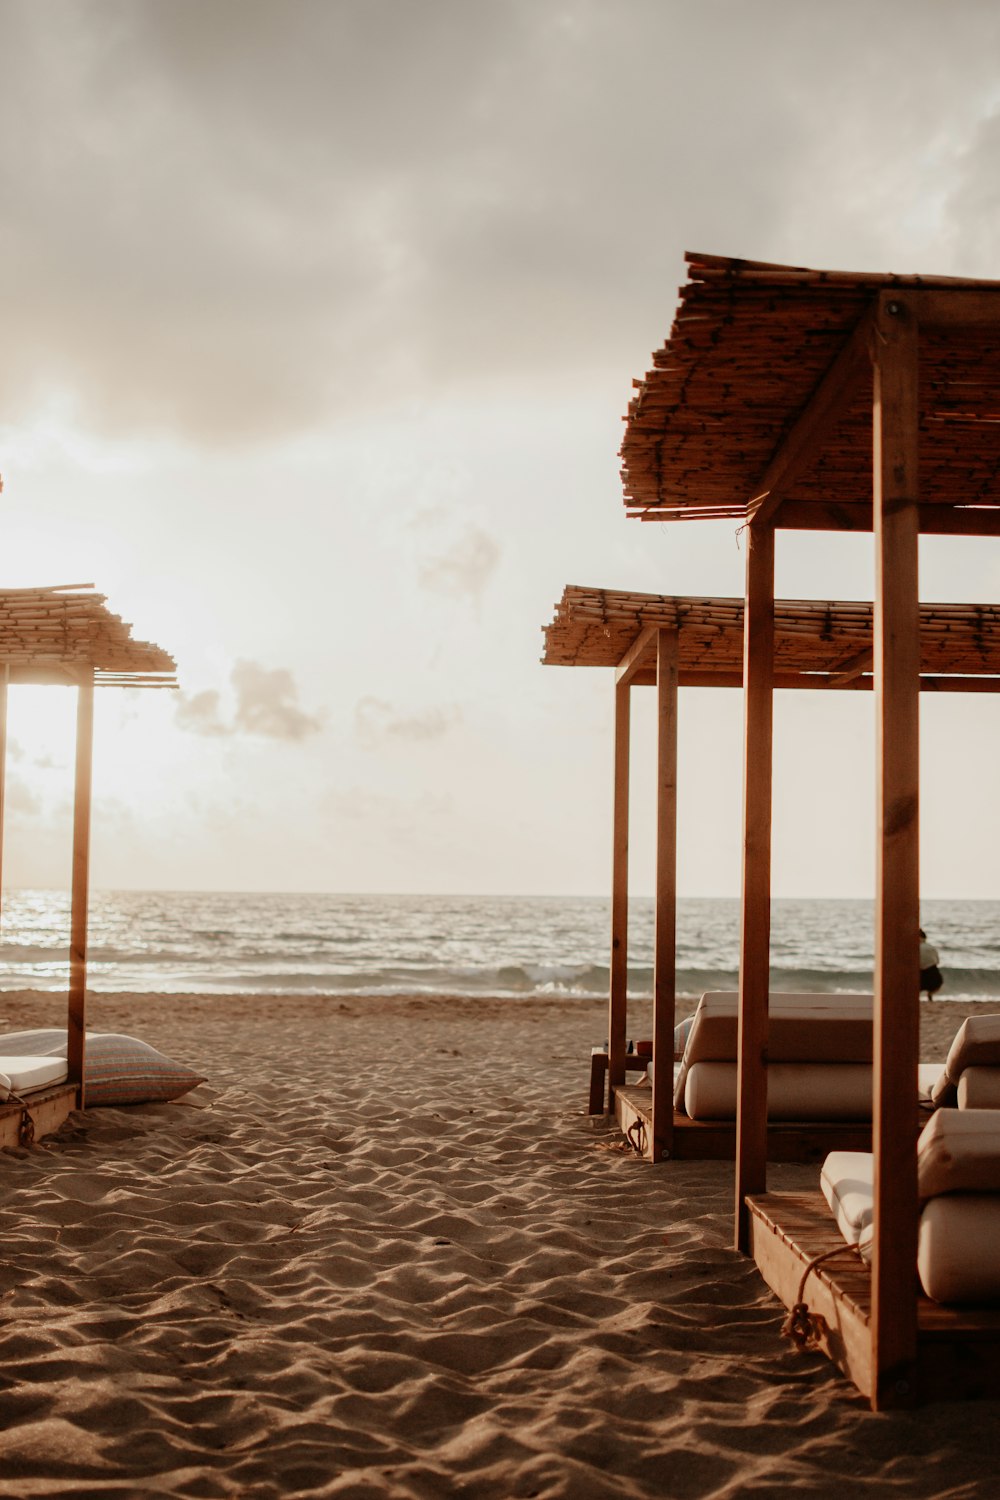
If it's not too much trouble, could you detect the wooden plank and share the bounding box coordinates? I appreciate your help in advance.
[736,522,774,1250]
[748,305,875,526]
[614,1091,872,1163]
[652,628,678,1161]
[903,288,1000,328]
[871,291,921,1409]
[616,624,658,687]
[67,673,94,1107]
[609,680,630,1097]
[778,501,1000,537]
[747,1193,875,1401]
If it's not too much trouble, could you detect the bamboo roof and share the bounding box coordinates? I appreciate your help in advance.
[621,252,1000,529]
[0,585,177,687]
[543,586,1000,689]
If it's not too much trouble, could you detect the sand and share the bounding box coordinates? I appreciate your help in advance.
[0,990,998,1499]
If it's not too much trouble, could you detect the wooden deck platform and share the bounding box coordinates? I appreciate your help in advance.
[0,1083,78,1150]
[614,1085,873,1163]
[748,1189,1000,1406]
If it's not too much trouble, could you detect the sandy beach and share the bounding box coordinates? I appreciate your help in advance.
[1,990,999,1498]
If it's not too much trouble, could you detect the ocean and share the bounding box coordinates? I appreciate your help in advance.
[0,889,996,1000]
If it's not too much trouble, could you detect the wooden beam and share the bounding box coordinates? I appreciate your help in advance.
[871,291,921,1410]
[652,628,678,1162]
[67,672,94,1108]
[616,624,659,687]
[632,669,1000,692]
[608,680,631,1103]
[902,288,1000,329]
[735,522,774,1251]
[778,501,1000,536]
[829,647,873,686]
[748,305,875,526]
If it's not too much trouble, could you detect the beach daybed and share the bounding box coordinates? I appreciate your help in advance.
[543,586,999,1164]
[618,251,1000,1405]
[0,586,176,1146]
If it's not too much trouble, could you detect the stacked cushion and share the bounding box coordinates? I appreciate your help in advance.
[822,1110,1000,1302]
[930,1015,1000,1108]
[673,991,874,1120]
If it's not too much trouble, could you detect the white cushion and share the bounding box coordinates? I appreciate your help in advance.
[0,1054,69,1101]
[918,1196,1000,1302]
[931,1014,1000,1107]
[917,1108,1000,1200]
[682,1061,873,1121]
[821,1151,874,1245]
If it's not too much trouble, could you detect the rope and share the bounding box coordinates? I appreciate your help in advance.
[4,1090,36,1148]
[626,1118,647,1154]
[781,1243,862,1351]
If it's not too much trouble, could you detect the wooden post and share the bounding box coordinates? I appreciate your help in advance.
[871,293,921,1409]
[0,666,8,935]
[735,521,774,1251]
[652,628,678,1161]
[67,672,94,1108]
[608,679,631,1106]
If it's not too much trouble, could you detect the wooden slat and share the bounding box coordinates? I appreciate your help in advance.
[67,673,94,1106]
[652,628,678,1161]
[608,680,630,1099]
[735,522,774,1250]
[871,292,921,1408]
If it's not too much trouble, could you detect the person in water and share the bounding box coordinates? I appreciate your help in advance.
[919,927,944,999]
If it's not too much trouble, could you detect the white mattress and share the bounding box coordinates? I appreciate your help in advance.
[0,1054,70,1102]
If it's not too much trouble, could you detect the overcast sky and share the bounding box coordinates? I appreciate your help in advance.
[1,0,1000,899]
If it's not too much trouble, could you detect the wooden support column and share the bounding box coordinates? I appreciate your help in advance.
[652,628,678,1161]
[735,521,774,1251]
[608,679,631,1107]
[871,293,921,1409]
[0,666,8,934]
[67,672,94,1108]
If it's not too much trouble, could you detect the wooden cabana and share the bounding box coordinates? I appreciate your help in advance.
[0,584,176,1148]
[544,584,1000,1165]
[620,253,1000,1407]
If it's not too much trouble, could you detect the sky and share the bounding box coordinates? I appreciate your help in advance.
[1,0,1000,900]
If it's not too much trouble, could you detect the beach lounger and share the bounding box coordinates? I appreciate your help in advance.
[0,1052,74,1148]
[608,991,886,1162]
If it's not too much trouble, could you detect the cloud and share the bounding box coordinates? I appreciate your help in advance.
[176,660,320,740]
[417,524,500,603]
[355,697,461,750]
[175,688,230,737]
[8,2,1000,444]
[231,660,321,741]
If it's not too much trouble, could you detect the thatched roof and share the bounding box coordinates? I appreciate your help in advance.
[542,586,1000,689]
[0,585,177,687]
[620,253,1000,530]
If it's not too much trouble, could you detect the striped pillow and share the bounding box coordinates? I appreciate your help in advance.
[0,1029,205,1106]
